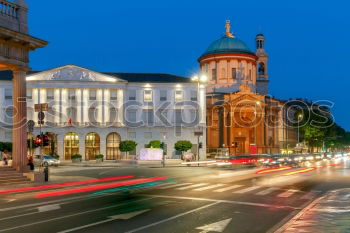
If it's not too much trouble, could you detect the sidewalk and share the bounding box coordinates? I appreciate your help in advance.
[276,188,350,233]
[59,159,210,168]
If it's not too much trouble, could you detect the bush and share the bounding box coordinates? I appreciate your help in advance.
[71,154,82,160]
[95,154,104,159]
[174,141,192,153]
[148,140,161,149]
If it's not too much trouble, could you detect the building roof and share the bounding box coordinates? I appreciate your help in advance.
[0,70,192,83]
[200,35,255,58]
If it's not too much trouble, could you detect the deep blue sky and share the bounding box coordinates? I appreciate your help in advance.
[27,0,349,130]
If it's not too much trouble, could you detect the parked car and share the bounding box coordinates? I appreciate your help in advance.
[34,155,60,167]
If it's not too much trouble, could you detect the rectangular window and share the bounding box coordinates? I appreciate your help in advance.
[160,90,167,101]
[89,90,97,101]
[143,109,154,124]
[5,89,12,100]
[68,90,76,101]
[190,109,198,122]
[127,110,137,122]
[144,90,153,102]
[110,90,118,101]
[5,108,13,124]
[128,90,136,101]
[128,132,136,139]
[4,131,12,141]
[175,90,183,101]
[144,132,152,139]
[88,107,96,123]
[232,68,237,79]
[190,90,198,101]
[47,89,54,100]
[68,107,77,122]
[175,109,183,124]
[175,127,182,137]
[212,69,217,81]
[109,108,118,122]
[27,89,32,100]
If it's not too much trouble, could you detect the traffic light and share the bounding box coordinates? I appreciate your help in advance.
[199,142,203,149]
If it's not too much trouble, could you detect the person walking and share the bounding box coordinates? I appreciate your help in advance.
[3,150,9,166]
[28,155,34,171]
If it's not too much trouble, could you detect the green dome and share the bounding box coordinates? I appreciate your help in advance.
[200,35,255,57]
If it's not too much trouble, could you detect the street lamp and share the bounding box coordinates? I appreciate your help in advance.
[297,114,303,144]
[192,74,207,164]
[254,101,261,149]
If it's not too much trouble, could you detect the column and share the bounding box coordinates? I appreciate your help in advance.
[12,70,28,172]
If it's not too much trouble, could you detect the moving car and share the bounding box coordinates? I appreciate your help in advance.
[217,155,259,167]
[34,155,60,167]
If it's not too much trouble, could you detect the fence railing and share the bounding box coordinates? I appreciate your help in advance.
[0,0,19,19]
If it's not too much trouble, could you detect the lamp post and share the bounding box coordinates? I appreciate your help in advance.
[191,74,207,164]
[297,114,303,144]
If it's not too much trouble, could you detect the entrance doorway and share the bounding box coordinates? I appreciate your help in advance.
[85,133,100,160]
[106,133,121,160]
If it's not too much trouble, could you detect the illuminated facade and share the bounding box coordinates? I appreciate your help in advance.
[202,21,296,154]
[0,65,206,160]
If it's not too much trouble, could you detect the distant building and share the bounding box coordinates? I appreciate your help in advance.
[0,65,206,160]
[201,21,296,155]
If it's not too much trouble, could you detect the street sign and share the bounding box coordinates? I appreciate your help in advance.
[35,103,48,112]
[38,111,45,121]
[194,132,203,136]
[27,120,35,132]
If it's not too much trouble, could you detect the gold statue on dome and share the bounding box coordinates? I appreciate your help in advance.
[225,20,235,38]
[239,83,252,93]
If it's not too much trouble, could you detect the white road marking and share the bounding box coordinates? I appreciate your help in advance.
[256,187,279,196]
[38,204,61,212]
[59,209,151,233]
[196,218,232,233]
[141,194,299,209]
[158,183,192,189]
[277,189,299,198]
[233,186,261,194]
[0,198,154,232]
[193,184,225,191]
[213,185,243,193]
[125,202,220,233]
[177,183,208,190]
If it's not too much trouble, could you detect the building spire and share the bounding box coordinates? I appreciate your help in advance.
[225,20,234,38]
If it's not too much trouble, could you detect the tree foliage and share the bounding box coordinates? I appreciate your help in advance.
[120,140,137,153]
[174,140,192,153]
[147,140,161,148]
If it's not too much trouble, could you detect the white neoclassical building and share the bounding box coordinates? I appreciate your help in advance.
[0,65,206,161]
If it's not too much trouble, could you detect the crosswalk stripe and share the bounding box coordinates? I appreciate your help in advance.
[193,184,225,191]
[277,189,299,198]
[213,185,243,193]
[158,183,192,189]
[233,186,261,194]
[177,183,208,190]
[256,187,279,196]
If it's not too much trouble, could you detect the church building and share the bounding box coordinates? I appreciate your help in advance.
[201,21,295,155]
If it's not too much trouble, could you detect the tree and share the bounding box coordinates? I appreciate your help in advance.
[174,140,192,159]
[147,140,161,148]
[120,140,137,159]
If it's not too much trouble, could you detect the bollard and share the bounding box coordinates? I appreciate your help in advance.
[44,165,49,182]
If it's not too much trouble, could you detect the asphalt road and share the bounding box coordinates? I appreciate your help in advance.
[0,159,350,233]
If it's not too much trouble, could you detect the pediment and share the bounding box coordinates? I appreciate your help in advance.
[26,65,126,83]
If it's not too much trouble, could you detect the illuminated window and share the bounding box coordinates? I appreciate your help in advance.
[68,90,76,101]
[175,90,183,101]
[110,90,118,101]
[85,133,100,161]
[144,90,153,102]
[106,133,121,160]
[64,133,79,160]
[47,89,54,100]
[89,90,97,101]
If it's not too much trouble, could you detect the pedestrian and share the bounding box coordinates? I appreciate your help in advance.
[3,150,9,166]
[28,155,34,171]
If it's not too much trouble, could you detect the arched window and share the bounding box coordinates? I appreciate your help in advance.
[85,133,100,160]
[258,63,265,75]
[106,133,121,160]
[64,133,79,160]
